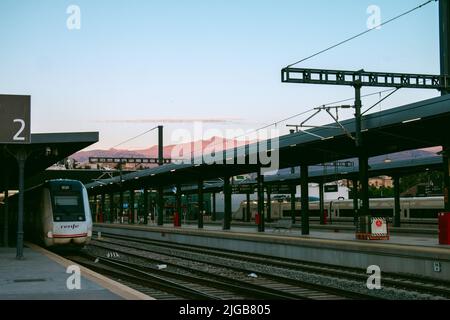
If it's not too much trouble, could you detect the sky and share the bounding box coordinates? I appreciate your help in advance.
[0,0,441,150]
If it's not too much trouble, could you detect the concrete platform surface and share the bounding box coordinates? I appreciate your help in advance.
[95,222,450,281]
[112,222,446,249]
[0,244,152,300]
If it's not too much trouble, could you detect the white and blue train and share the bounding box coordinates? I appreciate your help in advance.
[8,179,93,247]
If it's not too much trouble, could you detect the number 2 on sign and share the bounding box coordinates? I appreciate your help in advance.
[13,119,25,141]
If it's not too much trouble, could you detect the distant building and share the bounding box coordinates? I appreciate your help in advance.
[368,176,393,188]
[401,183,443,197]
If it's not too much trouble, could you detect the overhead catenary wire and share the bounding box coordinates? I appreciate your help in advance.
[109,89,400,154]
[248,89,398,140]
[111,126,158,149]
[286,0,436,68]
[362,88,400,115]
[203,88,398,152]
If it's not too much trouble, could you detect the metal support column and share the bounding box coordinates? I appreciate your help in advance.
[15,149,27,259]
[223,177,232,230]
[440,0,450,95]
[354,84,370,219]
[158,125,164,166]
[246,193,251,222]
[101,193,105,223]
[393,175,401,228]
[319,182,325,225]
[212,193,216,221]
[3,174,9,247]
[176,184,182,226]
[186,194,191,220]
[290,185,296,224]
[352,178,359,226]
[129,190,135,224]
[157,186,164,226]
[198,180,204,229]
[266,186,271,222]
[93,194,98,222]
[443,146,450,211]
[300,164,309,235]
[109,192,114,223]
[359,151,370,217]
[257,170,265,232]
[119,190,124,223]
[143,189,149,224]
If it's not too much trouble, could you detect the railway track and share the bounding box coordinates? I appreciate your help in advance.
[65,234,383,300]
[65,253,238,299]
[67,244,358,300]
[89,232,450,300]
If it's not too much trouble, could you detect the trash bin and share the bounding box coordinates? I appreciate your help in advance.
[174,212,180,227]
[438,212,450,245]
[323,209,328,225]
[255,213,260,225]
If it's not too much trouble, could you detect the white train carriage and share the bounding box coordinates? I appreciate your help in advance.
[234,196,444,222]
[23,179,93,247]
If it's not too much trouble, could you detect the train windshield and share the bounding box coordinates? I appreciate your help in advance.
[55,196,79,206]
[53,194,85,222]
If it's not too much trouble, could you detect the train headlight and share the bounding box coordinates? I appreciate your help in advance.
[47,231,53,238]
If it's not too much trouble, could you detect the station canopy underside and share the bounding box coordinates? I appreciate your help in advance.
[161,156,443,195]
[86,95,450,194]
[24,169,125,189]
[0,132,99,191]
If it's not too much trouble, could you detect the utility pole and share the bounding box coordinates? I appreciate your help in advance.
[440,0,450,95]
[158,125,164,166]
[354,82,369,218]
[440,0,450,211]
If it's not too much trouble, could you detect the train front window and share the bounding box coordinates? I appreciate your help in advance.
[55,196,78,206]
[53,194,85,221]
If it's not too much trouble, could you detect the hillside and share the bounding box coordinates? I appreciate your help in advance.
[72,136,249,163]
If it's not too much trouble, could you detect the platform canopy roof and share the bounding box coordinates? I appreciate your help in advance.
[86,94,450,194]
[24,169,126,189]
[155,155,442,195]
[0,132,99,190]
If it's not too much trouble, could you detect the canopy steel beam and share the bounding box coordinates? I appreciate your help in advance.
[282,68,449,91]
[89,157,173,165]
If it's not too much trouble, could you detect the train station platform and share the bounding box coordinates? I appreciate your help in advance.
[94,222,450,282]
[0,243,152,300]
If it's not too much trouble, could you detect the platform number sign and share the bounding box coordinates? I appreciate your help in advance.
[0,95,31,144]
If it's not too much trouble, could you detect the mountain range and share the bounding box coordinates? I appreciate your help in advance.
[72,137,249,163]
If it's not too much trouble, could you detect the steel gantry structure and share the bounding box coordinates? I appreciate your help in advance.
[281,67,450,232]
[280,0,450,231]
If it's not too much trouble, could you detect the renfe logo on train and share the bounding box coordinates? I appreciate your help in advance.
[60,224,80,230]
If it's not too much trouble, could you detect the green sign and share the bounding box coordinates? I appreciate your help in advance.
[232,185,255,194]
[324,185,338,193]
[270,185,292,194]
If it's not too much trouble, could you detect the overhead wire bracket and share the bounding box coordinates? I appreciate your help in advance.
[287,104,355,141]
